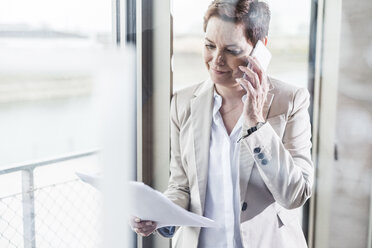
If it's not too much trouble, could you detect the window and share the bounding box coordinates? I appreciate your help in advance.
[0,0,120,247]
[172,0,311,91]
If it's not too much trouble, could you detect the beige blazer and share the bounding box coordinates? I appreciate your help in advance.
[163,77,313,248]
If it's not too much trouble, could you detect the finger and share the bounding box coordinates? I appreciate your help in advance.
[139,225,156,233]
[144,225,157,236]
[263,76,269,92]
[248,57,266,84]
[135,226,156,237]
[132,221,149,229]
[243,77,259,101]
[134,227,146,235]
[135,220,156,228]
[262,80,268,95]
[236,78,255,97]
[139,222,156,230]
[129,217,137,229]
[240,81,248,92]
[245,59,263,90]
[132,222,144,229]
[238,65,258,88]
[142,230,155,237]
[129,216,141,227]
[236,78,250,93]
[253,73,261,91]
[138,230,154,237]
[239,64,256,80]
[139,220,155,229]
[247,57,263,82]
[238,63,254,75]
[134,217,141,223]
[145,221,154,226]
[245,77,256,96]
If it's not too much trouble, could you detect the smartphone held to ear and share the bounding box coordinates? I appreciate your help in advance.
[241,40,272,90]
[248,40,272,72]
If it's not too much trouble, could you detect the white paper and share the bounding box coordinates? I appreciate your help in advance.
[76,174,217,229]
[128,181,217,228]
[76,172,101,189]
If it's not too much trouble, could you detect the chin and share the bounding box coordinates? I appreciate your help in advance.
[211,76,236,87]
[208,70,228,81]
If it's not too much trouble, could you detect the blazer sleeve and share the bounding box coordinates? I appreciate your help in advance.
[241,87,313,209]
[163,93,190,210]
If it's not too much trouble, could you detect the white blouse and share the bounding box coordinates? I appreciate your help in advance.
[198,91,246,248]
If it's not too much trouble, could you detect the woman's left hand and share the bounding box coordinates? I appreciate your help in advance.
[236,56,269,127]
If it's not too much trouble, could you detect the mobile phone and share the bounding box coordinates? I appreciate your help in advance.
[248,40,272,71]
[242,40,272,89]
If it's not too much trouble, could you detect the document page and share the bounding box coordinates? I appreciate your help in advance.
[76,173,217,229]
[128,181,217,228]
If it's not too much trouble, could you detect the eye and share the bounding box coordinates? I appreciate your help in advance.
[226,49,242,56]
[205,44,215,49]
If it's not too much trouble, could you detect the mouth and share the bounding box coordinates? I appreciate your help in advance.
[211,68,229,74]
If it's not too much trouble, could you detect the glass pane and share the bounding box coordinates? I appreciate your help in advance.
[266,0,311,88]
[0,1,115,247]
[0,48,135,248]
[329,0,372,247]
[0,0,112,166]
[0,172,23,248]
[33,155,101,247]
[0,0,112,48]
[172,0,311,91]
[172,0,210,91]
[171,0,313,246]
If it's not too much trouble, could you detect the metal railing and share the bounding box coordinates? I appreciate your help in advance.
[0,150,101,248]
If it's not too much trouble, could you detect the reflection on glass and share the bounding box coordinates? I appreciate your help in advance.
[0,1,114,247]
[0,0,112,166]
[33,156,102,248]
[330,0,372,247]
[173,0,311,91]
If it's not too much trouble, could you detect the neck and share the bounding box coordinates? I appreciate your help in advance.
[215,83,245,103]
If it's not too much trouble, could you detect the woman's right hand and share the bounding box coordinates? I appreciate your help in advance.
[129,216,157,237]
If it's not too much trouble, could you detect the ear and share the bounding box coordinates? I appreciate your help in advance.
[263,37,268,46]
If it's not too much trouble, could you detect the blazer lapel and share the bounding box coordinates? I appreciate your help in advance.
[239,78,275,202]
[262,79,275,119]
[190,80,214,214]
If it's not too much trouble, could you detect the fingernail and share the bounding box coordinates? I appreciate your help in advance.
[135,218,140,223]
[146,221,152,226]
[238,65,244,69]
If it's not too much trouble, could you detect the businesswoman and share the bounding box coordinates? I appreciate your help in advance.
[132,0,313,247]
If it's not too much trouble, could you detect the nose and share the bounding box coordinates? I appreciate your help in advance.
[213,51,225,66]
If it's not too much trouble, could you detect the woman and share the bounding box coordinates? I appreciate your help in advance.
[132,0,313,247]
